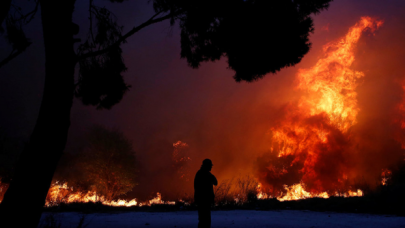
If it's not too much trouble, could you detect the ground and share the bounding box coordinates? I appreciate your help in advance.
[39,210,405,228]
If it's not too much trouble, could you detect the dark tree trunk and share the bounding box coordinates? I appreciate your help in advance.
[0,0,76,227]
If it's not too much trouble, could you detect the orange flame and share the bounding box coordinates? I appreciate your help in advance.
[44,182,176,207]
[296,17,383,132]
[261,17,384,196]
[45,181,138,207]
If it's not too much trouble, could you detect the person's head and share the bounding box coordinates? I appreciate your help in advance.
[201,159,213,171]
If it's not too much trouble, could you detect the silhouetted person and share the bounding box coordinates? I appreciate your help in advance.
[194,159,217,228]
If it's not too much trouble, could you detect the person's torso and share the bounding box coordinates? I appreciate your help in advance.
[194,170,215,200]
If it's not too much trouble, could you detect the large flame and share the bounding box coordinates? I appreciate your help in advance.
[258,17,384,196]
[296,17,383,132]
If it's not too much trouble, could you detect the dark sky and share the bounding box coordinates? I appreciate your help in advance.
[1,0,405,196]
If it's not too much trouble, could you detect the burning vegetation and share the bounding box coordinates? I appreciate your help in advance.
[254,16,405,200]
[255,17,385,198]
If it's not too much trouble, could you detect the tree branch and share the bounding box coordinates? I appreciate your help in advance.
[77,11,180,61]
[0,1,38,68]
[15,1,39,24]
[0,43,31,68]
[0,0,12,27]
[89,0,95,43]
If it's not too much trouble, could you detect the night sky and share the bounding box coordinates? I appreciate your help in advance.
[1,0,405,197]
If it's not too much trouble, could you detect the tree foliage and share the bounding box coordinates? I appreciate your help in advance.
[75,0,333,109]
[153,0,332,81]
[76,6,130,110]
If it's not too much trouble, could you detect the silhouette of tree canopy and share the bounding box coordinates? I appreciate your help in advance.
[76,6,129,109]
[153,0,331,81]
[0,1,333,227]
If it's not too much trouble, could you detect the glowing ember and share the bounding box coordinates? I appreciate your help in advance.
[149,192,175,205]
[381,169,392,186]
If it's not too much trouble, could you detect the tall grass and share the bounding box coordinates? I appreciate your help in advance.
[214,175,259,205]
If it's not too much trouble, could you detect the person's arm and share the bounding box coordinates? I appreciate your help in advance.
[211,173,218,186]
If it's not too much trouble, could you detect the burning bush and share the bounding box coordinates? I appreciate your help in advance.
[235,175,259,203]
[81,125,137,201]
[213,175,259,205]
[214,178,234,205]
[48,125,138,204]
